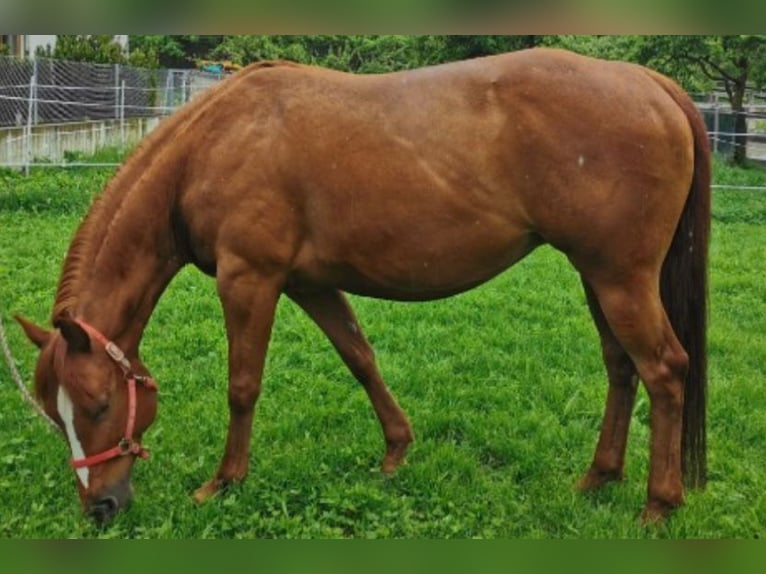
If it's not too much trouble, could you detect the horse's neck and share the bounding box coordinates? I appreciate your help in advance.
[64,165,184,354]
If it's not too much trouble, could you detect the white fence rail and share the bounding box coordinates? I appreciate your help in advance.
[1,117,161,168]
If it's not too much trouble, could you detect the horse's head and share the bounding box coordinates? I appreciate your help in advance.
[15,315,157,524]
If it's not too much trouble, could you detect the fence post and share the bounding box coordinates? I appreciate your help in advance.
[32,58,39,126]
[164,70,174,113]
[713,93,720,154]
[114,63,121,121]
[24,70,37,175]
[182,71,189,105]
[120,79,126,147]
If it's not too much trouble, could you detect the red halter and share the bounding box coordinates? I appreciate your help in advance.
[68,319,157,470]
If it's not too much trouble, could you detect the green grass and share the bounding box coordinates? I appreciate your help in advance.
[0,156,765,538]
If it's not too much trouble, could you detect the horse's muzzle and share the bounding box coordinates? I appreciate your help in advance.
[86,480,133,525]
[88,496,120,525]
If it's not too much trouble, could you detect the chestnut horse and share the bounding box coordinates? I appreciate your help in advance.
[16,48,710,525]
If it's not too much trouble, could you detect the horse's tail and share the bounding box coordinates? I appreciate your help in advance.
[646,69,712,489]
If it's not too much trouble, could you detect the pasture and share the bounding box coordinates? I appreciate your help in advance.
[0,156,765,538]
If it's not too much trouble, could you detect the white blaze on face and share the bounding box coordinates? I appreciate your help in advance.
[56,386,90,488]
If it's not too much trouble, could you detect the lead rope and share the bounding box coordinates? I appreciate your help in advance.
[0,316,61,434]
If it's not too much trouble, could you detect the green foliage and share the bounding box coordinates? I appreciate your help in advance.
[128,35,186,67]
[53,35,159,68]
[54,35,123,65]
[125,48,160,70]
[525,35,766,98]
[137,35,551,72]
[1,157,765,537]
[210,35,424,72]
[553,36,645,64]
[129,35,224,68]
[435,35,545,61]
[631,36,766,94]
[119,35,766,91]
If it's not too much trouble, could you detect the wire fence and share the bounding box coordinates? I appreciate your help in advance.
[0,55,224,172]
[2,55,766,192]
[696,94,766,160]
[0,55,224,126]
[698,103,766,191]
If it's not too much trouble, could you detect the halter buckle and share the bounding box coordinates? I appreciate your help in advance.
[118,438,134,455]
[105,341,125,362]
[133,374,158,391]
[105,341,132,372]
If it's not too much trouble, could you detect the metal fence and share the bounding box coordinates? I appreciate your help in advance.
[695,91,766,162]
[0,56,224,171]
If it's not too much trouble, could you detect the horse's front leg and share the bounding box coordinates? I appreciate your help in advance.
[287,288,413,473]
[193,266,282,502]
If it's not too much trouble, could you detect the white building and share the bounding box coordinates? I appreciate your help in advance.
[1,35,128,58]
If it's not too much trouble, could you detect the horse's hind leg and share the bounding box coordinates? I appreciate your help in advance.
[287,288,414,473]
[587,275,689,521]
[577,280,639,491]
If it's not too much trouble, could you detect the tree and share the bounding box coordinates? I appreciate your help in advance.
[553,35,645,62]
[53,35,125,64]
[208,35,550,73]
[210,35,432,73]
[635,35,766,165]
[52,35,159,68]
[128,36,224,68]
[435,35,547,61]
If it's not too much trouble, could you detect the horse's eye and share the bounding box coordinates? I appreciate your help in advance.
[91,402,110,421]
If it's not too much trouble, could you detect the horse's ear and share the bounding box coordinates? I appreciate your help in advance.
[14,315,51,349]
[53,316,91,354]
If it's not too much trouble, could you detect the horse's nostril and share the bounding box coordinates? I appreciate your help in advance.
[89,496,119,524]
[99,496,119,512]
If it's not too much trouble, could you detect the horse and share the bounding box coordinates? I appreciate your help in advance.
[15,47,710,525]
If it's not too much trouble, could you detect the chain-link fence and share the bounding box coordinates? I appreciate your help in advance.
[0,55,224,170]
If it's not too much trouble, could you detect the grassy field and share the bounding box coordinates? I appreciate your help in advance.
[0,156,765,539]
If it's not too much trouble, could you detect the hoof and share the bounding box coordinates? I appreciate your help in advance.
[576,467,623,492]
[381,437,412,474]
[193,478,227,503]
[640,499,678,525]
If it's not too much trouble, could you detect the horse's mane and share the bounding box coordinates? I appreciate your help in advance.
[51,196,107,323]
[51,59,303,324]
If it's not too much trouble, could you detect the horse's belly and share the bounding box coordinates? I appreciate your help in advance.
[291,219,539,301]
